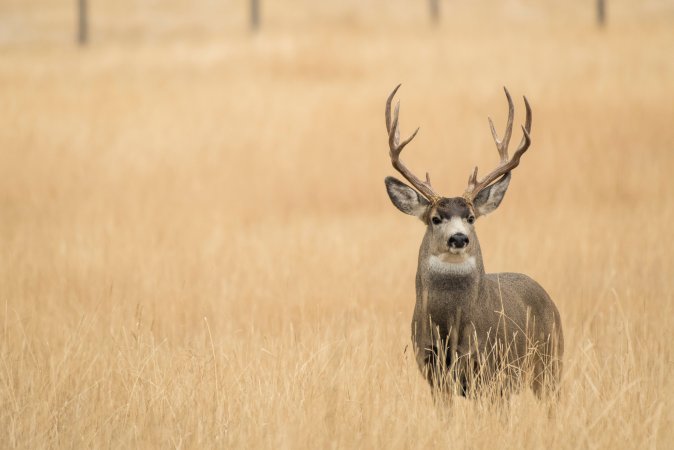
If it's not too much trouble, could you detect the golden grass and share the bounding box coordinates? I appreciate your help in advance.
[1,0,673,448]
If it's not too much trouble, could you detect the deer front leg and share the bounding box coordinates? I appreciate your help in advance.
[412,317,434,379]
[412,313,451,389]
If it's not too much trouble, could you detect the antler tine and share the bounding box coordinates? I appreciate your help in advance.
[464,88,533,203]
[385,85,439,202]
[466,166,478,192]
[385,84,401,134]
[514,95,532,154]
[488,87,515,163]
[505,97,533,169]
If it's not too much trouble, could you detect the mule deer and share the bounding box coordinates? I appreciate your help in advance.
[384,85,563,398]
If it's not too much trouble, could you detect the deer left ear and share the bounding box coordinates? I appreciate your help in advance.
[385,176,430,219]
[473,173,511,217]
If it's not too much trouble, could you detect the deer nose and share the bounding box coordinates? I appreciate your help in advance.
[448,233,469,249]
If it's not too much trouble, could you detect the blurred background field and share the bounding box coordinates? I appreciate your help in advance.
[1,0,673,448]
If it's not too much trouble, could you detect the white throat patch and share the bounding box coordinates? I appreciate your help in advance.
[428,254,476,276]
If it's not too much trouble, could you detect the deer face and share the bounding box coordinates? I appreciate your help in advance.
[427,197,476,259]
[385,174,511,260]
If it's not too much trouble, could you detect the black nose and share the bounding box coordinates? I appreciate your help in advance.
[448,233,469,249]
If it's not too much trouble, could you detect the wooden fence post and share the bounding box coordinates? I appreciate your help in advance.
[596,0,606,27]
[77,0,88,45]
[250,0,260,31]
[429,0,440,25]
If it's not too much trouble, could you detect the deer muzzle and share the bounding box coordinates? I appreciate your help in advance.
[448,233,470,250]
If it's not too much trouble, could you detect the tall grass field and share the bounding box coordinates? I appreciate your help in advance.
[1,0,673,448]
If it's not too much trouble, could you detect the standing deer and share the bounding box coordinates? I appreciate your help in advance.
[384,85,563,398]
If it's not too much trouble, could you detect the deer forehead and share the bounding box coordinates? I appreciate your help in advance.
[430,197,473,220]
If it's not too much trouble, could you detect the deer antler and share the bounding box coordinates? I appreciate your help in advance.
[464,87,532,203]
[385,84,440,203]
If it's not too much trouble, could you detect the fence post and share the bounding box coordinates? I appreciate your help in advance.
[596,0,606,27]
[250,0,260,31]
[429,0,440,25]
[77,0,88,45]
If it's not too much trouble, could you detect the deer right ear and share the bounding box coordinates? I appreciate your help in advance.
[473,172,511,217]
[385,176,429,219]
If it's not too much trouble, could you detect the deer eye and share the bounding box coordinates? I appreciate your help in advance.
[467,215,475,224]
[431,217,442,225]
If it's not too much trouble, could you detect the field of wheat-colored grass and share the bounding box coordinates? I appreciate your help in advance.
[1,0,673,448]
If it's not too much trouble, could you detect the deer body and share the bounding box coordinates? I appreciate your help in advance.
[412,224,563,396]
[384,86,563,397]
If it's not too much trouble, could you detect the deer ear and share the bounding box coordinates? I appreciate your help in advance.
[385,176,429,219]
[473,173,511,217]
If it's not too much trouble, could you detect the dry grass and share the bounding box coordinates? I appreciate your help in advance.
[1,0,673,448]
